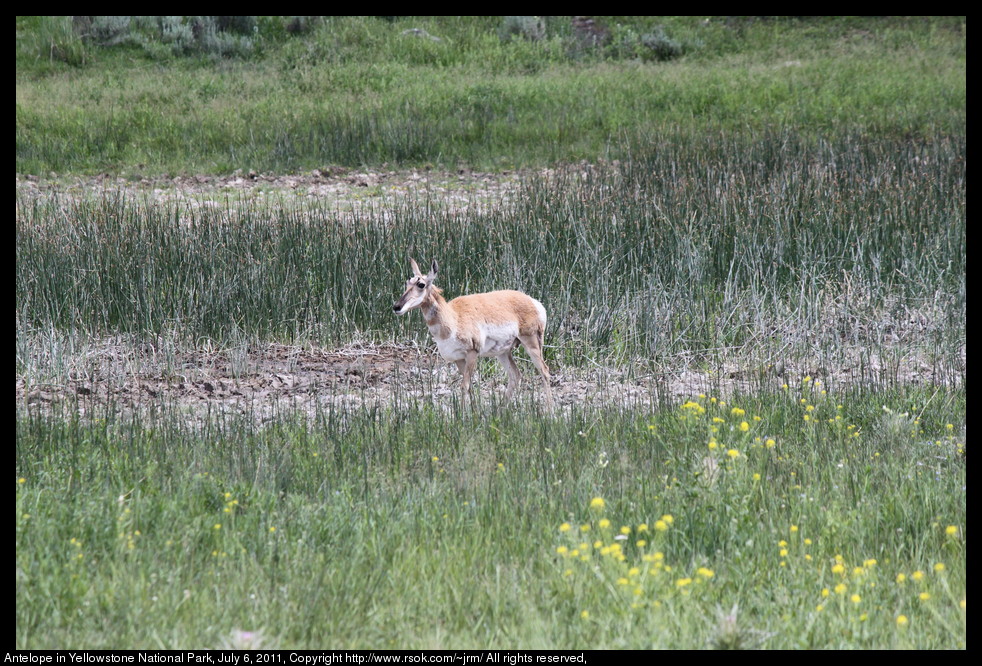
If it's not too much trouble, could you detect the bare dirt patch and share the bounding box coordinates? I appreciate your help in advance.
[16,166,532,217]
[16,334,956,423]
[17,339,670,420]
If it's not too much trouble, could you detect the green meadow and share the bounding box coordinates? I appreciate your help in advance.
[16,16,965,174]
[16,17,965,648]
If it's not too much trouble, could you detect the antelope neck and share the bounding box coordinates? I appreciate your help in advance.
[422,292,453,340]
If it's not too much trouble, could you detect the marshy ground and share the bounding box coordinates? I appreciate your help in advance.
[16,168,960,421]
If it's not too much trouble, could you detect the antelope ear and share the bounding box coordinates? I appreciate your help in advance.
[427,260,439,283]
[409,258,422,277]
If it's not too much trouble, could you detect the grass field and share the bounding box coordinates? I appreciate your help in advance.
[16,16,965,649]
[16,16,965,175]
[16,387,966,648]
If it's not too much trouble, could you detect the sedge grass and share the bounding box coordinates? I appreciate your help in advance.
[17,132,966,389]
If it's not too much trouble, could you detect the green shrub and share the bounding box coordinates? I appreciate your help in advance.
[500,16,547,43]
[18,16,88,66]
[607,23,688,61]
[80,16,257,59]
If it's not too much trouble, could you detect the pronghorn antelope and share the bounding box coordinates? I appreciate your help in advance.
[393,259,554,407]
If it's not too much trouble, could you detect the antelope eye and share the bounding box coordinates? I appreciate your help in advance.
[416,282,425,289]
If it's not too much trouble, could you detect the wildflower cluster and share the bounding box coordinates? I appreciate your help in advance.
[69,537,85,563]
[679,395,766,472]
[775,522,964,632]
[933,423,965,457]
[816,552,880,615]
[202,492,240,558]
[787,377,862,442]
[222,492,240,514]
[116,500,142,554]
[553,498,714,619]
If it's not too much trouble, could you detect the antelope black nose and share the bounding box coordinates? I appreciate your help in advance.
[392,304,400,312]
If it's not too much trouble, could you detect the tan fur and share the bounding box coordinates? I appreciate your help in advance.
[393,259,554,408]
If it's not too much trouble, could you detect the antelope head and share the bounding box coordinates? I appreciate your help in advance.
[393,258,438,315]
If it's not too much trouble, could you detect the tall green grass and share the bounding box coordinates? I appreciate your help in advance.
[17,132,966,386]
[16,385,965,648]
[16,17,965,174]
